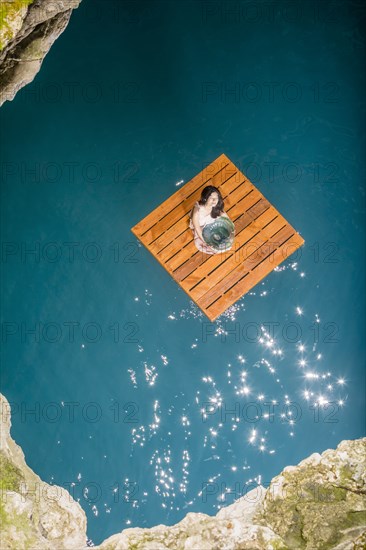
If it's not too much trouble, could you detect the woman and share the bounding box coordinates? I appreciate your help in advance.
[189,186,232,254]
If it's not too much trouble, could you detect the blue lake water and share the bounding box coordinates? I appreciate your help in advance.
[1,0,365,545]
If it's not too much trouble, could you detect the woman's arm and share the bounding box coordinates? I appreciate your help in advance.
[191,206,205,241]
[191,207,217,252]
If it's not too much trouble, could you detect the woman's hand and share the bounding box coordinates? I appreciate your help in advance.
[191,206,218,253]
[203,241,217,253]
[198,233,216,253]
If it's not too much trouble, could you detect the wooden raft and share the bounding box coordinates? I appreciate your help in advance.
[131,153,304,321]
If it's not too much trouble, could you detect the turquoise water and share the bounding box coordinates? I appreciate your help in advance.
[1,0,365,545]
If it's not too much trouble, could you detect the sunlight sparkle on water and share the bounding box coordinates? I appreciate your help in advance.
[124,302,348,515]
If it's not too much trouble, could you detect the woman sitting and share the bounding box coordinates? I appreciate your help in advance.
[189,185,233,255]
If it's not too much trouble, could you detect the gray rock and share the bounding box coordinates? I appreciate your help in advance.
[0,0,81,106]
[259,438,366,549]
[1,391,365,549]
[0,393,87,549]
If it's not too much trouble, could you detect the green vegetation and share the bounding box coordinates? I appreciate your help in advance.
[0,450,25,526]
[0,451,39,548]
[0,0,34,50]
[0,451,24,491]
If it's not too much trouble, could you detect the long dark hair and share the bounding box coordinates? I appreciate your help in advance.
[198,186,224,219]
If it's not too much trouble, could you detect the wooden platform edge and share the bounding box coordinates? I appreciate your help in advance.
[130,153,231,234]
[207,232,305,321]
[131,225,219,320]
[130,227,305,322]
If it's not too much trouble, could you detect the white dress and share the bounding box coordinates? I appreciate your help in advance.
[189,202,229,255]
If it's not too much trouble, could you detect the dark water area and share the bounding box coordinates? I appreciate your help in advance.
[1,0,365,545]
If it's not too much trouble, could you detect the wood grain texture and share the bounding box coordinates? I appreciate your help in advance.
[131,154,304,321]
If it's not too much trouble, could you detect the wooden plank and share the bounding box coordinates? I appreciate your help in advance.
[133,154,230,235]
[183,205,282,289]
[149,171,251,255]
[188,214,287,300]
[198,225,295,309]
[141,166,242,245]
[218,170,245,196]
[149,215,191,254]
[173,198,270,282]
[144,165,246,248]
[206,233,305,319]
[157,228,192,262]
[165,188,264,272]
[131,153,305,320]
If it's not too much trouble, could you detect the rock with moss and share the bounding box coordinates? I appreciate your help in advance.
[1,390,365,549]
[0,393,87,549]
[0,0,33,51]
[258,438,366,549]
[94,439,366,549]
[95,488,287,550]
[0,0,81,106]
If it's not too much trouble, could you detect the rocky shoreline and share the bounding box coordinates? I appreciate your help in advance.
[1,393,365,549]
[0,0,82,107]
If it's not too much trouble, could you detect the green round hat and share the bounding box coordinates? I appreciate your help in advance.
[202,217,235,252]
